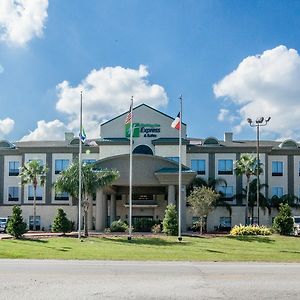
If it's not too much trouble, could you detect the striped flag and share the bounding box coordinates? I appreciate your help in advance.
[171,112,181,130]
[79,127,86,142]
[125,103,132,124]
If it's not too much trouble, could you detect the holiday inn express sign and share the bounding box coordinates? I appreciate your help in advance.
[125,123,161,138]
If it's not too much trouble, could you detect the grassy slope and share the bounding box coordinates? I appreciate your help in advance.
[0,235,300,261]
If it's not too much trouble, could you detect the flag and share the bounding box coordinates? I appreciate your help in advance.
[171,112,181,130]
[79,127,86,142]
[125,103,132,124]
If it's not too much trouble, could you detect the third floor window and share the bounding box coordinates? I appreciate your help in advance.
[218,159,233,175]
[191,159,205,175]
[272,161,283,176]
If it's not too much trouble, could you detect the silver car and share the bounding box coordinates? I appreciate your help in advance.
[0,217,8,233]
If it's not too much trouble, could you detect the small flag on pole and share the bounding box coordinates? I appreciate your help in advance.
[125,103,133,124]
[171,112,181,130]
[79,127,86,143]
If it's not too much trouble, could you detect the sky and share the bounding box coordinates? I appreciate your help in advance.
[1,0,300,142]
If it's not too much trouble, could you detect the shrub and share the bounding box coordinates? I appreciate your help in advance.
[52,208,71,234]
[162,204,178,236]
[134,219,158,232]
[273,203,294,235]
[230,224,272,236]
[151,223,162,234]
[6,205,27,239]
[110,220,128,232]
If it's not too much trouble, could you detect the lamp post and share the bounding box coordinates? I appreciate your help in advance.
[247,117,271,225]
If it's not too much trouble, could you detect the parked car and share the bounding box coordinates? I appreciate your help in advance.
[0,217,9,233]
[293,216,300,235]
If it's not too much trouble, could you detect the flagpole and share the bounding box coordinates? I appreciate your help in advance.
[178,95,183,242]
[78,91,83,239]
[128,96,134,240]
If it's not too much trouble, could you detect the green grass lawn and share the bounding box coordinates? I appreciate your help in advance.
[1,235,300,261]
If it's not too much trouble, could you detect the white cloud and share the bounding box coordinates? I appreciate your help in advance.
[214,45,300,140]
[0,117,14,136]
[56,65,168,138]
[0,0,48,46]
[20,119,68,141]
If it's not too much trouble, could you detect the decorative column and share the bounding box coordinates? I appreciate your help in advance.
[181,185,187,233]
[167,185,176,205]
[96,188,107,231]
[87,195,93,230]
[110,193,116,225]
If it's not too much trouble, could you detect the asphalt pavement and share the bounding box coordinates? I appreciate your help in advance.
[0,260,299,299]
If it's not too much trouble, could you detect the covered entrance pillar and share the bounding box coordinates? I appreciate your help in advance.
[96,188,107,231]
[110,193,116,225]
[167,185,176,205]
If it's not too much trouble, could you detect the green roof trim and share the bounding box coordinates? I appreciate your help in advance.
[155,167,193,173]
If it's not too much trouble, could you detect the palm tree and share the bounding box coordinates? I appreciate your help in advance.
[235,154,262,225]
[20,160,48,231]
[54,162,119,236]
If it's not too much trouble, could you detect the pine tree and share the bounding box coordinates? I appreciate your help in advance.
[6,205,27,239]
[162,204,178,236]
[52,208,71,234]
[273,203,294,235]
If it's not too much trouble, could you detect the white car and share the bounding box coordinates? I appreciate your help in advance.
[0,217,8,233]
[293,216,300,235]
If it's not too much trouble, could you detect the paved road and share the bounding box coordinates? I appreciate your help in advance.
[0,260,299,299]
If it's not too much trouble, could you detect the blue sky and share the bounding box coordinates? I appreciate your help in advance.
[1,0,300,141]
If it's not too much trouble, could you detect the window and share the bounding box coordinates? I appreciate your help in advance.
[218,159,233,175]
[54,191,69,201]
[220,217,231,228]
[9,161,19,176]
[166,157,179,163]
[8,187,19,201]
[272,161,283,176]
[28,186,43,201]
[191,159,205,175]
[29,216,40,230]
[272,187,284,198]
[218,186,234,199]
[55,159,69,174]
[28,159,44,166]
[83,159,96,165]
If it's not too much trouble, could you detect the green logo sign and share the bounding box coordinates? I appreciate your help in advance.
[125,123,161,138]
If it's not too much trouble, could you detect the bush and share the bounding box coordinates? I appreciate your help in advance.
[151,223,162,234]
[52,208,71,234]
[6,205,27,239]
[273,203,294,235]
[110,220,128,232]
[162,204,178,236]
[230,224,272,236]
[134,219,159,232]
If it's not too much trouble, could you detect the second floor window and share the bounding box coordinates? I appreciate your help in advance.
[218,159,233,175]
[54,191,69,201]
[272,161,283,176]
[55,159,70,174]
[8,187,19,201]
[9,161,19,176]
[218,186,234,199]
[28,186,43,201]
[191,159,205,175]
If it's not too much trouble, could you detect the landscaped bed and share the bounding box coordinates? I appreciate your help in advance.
[0,234,300,262]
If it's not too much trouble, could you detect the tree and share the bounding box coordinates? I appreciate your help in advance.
[20,160,48,231]
[271,194,300,210]
[235,154,262,225]
[54,162,119,236]
[187,186,219,234]
[6,205,27,239]
[52,208,71,234]
[162,204,178,236]
[273,203,294,235]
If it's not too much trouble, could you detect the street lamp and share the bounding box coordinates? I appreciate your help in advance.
[247,117,271,225]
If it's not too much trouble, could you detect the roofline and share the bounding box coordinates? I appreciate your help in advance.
[100,103,187,127]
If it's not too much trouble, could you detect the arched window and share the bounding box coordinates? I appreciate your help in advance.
[133,145,153,155]
[203,137,219,146]
[279,139,298,149]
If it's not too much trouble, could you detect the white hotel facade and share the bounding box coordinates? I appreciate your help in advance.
[1,103,300,232]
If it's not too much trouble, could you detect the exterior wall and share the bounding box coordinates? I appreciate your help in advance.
[154,145,187,165]
[294,156,300,198]
[52,153,73,205]
[0,205,78,231]
[99,145,129,159]
[268,155,288,197]
[3,155,22,205]
[23,153,47,204]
